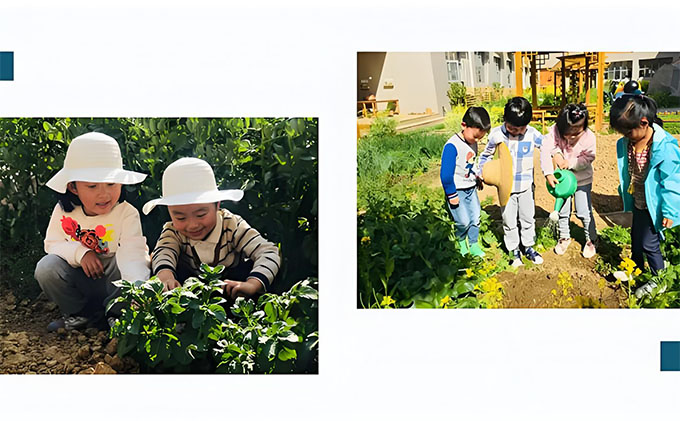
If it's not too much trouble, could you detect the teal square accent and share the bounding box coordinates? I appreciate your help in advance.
[0,52,14,81]
[661,341,680,371]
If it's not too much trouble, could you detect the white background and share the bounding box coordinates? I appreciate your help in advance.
[2,1,680,419]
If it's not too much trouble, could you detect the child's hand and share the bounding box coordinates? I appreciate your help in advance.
[476,177,484,190]
[663,218,673,228]
[545,174,558,188]
[157,269,181,292]
[81,251,104,279]
[224,278,264,300]
[449,197,460,206]
[553,153,568,169]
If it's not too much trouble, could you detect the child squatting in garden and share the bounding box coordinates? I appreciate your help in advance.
[440,106,491,257]
[143,157,281,299]
[610,94,680,296]
[479,96,544,267]
[539,103,598,258]
[35,132,151,331]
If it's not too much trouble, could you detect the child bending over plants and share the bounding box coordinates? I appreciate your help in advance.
[35,132,150,332]
[142,157,281,299]
[539,103,598,258]
[610,93,680,297]
[440,106,491,258]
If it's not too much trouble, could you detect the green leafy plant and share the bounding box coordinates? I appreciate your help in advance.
[108,264,318,373]
[447,82,467,107]
[368,116,398,138]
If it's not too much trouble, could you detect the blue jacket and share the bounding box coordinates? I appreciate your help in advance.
[616,123,680,232]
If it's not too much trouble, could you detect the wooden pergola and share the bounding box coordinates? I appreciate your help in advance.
[513,52,608,130]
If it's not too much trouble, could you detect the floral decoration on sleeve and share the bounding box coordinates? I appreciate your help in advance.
[60,216,110,254]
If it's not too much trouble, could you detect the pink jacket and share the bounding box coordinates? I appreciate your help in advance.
[540,125,596,186]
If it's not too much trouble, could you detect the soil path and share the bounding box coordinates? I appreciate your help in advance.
[0,291,138,374]
[418,133,680,308]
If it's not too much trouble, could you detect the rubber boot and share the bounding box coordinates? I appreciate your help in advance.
[469,242,486,258]
[458,239,469,256]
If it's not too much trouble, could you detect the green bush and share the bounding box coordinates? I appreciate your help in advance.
[447,82,467,108]
[368,116,398,138]
[109,263,318,373]
[649,91,680,108]
[0,118,317,297]
[640,80,650,93]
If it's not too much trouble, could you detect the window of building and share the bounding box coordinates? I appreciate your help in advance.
[639,57,674,78]
[605,61,633,81]
[447,60,463,82]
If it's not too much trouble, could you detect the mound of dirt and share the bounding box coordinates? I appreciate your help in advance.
[0,291,138,374]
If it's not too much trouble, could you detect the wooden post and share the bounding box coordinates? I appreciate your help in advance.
[596,52,605,131]
[514,52,523,97]
[553,70,557,97]
[585,55,591,105]
[560,57,567,106]
[530,53,538,108]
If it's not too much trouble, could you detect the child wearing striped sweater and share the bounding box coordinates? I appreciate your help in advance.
[143,158,280,299]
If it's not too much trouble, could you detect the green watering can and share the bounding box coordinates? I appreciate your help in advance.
[546,169,577,222]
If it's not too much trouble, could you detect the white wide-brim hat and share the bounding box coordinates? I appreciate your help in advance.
[46,132,147,193]
[142,157,244,215]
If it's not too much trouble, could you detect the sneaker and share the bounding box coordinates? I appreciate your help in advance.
[554,238,572,256]
[510,249,523,267]
[635,281,659,299]
[469,242,486,258]
[458,239,469,256]
[582,240,596,259]
[47,315,90,332]
[524,247,544,264]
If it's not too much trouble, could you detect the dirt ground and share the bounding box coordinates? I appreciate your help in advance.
[419,132,680,308]
[0,291,138,374]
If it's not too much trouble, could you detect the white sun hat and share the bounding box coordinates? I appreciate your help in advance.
[46,132,147,193]
[142,157,244,215]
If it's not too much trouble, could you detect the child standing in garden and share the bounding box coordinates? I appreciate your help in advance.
[540,103,598,258]
[440,106,491,257]
[35,132,150,331]
[611,94,680,295]
[143,157,281,298]
[479,97,544,267]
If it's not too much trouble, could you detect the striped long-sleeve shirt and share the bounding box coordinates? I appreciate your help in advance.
[151,209,280,291]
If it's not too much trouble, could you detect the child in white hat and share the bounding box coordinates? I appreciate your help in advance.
[143,157,280,299]
[35,132,151,331]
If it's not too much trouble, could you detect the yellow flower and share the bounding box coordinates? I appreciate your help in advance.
[440,295,451,307]
[381,295,395,307]
[465,268,474,278]
[551,289,557,296]
[598,278,606,291]
[633,268,641,276]
[361,236,371,245]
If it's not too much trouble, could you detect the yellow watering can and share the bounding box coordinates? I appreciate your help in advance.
[546,169,577,222]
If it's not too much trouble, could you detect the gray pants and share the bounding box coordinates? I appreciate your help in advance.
[35,254,122,317]
[502,187,536,251]
[558,183,598,242]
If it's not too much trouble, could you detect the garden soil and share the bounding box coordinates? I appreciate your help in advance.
[419,133,680,308]
[0,291,138,374]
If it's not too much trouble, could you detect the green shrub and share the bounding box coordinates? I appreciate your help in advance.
[368,116,398,138]
[0,118,317,297]
[109,263,318,373]
[640,80,650,93]
[447,82,467,108]
[649,91,680,108]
